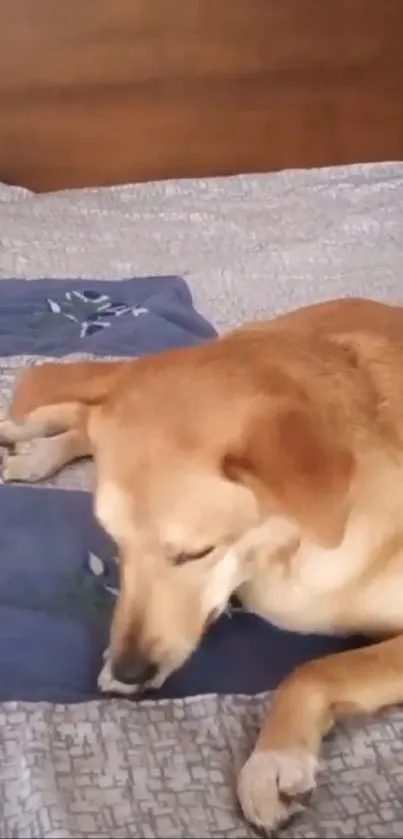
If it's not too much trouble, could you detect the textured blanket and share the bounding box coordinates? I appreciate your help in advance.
[1,162,403,837]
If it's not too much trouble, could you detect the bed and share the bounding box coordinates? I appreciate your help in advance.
[1,2,403,838]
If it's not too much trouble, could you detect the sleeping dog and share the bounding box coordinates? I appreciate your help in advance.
[2,295,403,834]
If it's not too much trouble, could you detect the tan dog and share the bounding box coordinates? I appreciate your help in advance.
[3,296,403,834]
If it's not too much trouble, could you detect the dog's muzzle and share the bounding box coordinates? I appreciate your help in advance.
[111,651,158,687]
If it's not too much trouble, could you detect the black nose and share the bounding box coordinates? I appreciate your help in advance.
[112,652,158,686]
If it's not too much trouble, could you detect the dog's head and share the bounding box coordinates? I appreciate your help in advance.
[97,339,355,690]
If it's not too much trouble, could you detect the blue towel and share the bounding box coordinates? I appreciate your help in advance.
[0,275,216,356]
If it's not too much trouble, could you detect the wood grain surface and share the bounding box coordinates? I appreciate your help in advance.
[0,0,402,191]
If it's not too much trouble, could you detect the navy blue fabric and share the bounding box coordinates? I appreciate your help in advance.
[0,275,216,356]
[0,276,368,703]
[0,483,367,703]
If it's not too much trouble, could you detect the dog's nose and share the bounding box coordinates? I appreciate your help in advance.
[112,652,157,686]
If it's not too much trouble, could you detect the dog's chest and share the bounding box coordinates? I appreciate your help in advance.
[237,566,341,633]
[238,523,403,635]
[237,526,378,634]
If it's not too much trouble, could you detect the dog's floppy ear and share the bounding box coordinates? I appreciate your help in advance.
[223,403,354,548]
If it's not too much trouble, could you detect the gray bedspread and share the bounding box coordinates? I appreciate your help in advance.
[1,161,403,838]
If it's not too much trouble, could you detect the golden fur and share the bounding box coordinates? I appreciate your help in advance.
[3,296,403,833]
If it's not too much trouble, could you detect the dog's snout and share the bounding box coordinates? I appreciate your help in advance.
[112,652,157,686]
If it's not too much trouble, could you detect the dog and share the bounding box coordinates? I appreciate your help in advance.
[3,295,403,834]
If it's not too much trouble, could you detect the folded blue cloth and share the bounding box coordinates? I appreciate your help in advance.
[0,274,216,356]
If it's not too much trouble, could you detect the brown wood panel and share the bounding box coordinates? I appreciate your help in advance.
[0,0,402,191]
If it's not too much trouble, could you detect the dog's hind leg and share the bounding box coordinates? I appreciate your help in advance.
[2,428,91,483]
[0,402,84,446]
[0,402,90,482]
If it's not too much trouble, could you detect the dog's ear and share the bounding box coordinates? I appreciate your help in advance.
[223,404,354,548]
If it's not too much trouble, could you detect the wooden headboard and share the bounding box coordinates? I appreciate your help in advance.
[1,0,402,192]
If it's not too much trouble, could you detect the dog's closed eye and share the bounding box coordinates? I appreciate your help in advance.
[173,546,215,565]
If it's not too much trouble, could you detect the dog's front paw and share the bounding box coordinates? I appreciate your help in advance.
[237,748,317,835]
